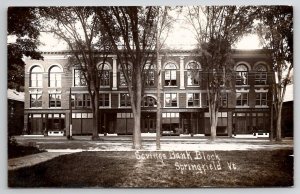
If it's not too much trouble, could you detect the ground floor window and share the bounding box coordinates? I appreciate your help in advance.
[27,113,65,135]
[233,111,269,134]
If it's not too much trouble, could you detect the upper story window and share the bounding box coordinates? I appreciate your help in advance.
[71,93,91,108]
[165,93,177,107]
[49,94,61,108]
[119,63,132,87]
[98,63,111,87]
[120,93,131,107]
[144,64,155,87]
[164,63,177,86]
[256,93,268,106]
[99,93,110,107]
[30,66,43,87]
[236,64,248,85]
[186,62,201,86]
[236,92,248,106]
[49,66,63,87]
[142,96,157,107]
[74,69,87,87]
[220,93,228,107]
[30,94,42,108]
[255,64,267,85]
[187,93,200,107]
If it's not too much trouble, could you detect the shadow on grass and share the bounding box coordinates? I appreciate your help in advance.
[8,149,293,188]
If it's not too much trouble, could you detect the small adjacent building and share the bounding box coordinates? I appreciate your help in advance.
[8,89,24,135]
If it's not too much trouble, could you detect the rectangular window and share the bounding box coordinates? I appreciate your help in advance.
[187,93,200,107]
[165,70,177,86]
[119,72,127,86]
[255,72,267,85]
[100,70,110,86]
[187,71,200,86]
[74,69,87,86]
[201,93,208,107]
[71,94,91,108]
[30,94,42,108]
[120,93,131,107]
[144,70,155,87]
[220,93,228,107]
[256,93,268,106]
[165,93,177,107]
[49,94,61,108]
[236,93,248,106]
[99,93,110,107]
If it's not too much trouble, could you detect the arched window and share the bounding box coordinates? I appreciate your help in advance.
[49,66,62,87]
[144,63,155,87]
[164,63,177,86]
[255,64,267,85]
[30,66,43,87]
[186,62,201,86]
[236,64,248,85]
[142,96,157,107]
[98,63,111,87]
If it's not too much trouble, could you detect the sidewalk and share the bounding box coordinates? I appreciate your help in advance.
[8,135,293,171]
[8,152,73,171]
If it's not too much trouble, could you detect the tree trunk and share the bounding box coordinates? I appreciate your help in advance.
[92,91,100,140]
[132,68,142,149]
[210,109,217,141]
[276,102,283,141]
[156,55,162,150]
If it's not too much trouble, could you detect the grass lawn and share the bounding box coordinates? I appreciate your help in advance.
[8,149,293,188]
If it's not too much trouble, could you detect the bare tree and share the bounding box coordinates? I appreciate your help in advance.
[154,6,176,150]
[96,7,158,149]
[256,6,293,141]
[42,7,111,140]
[185,6,256,140]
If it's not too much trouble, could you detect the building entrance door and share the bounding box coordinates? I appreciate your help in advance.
[142,113,156,133]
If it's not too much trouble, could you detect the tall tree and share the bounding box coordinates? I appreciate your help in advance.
[256,6,293,141]
[8,7,43,91]
[154,7,176,149]
[42,7,112,140]
[185,6,256,140]
[96,7,158,149]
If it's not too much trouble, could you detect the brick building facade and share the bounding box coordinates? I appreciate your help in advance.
[23,49,273,136]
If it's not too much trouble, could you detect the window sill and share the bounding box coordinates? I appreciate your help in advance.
[235,106,250,108]
[255,105,269,108]
[29,87,43,89]
[186,85,200,87]
[29,107,43,109]
[99,106,111,109]
[164,86,178,87]
[235,85,250,87]
[254,85,269,87]
[49,107,62,109]
[163,106,179,108]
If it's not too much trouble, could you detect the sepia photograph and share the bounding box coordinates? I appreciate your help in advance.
[7,5,293,188]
